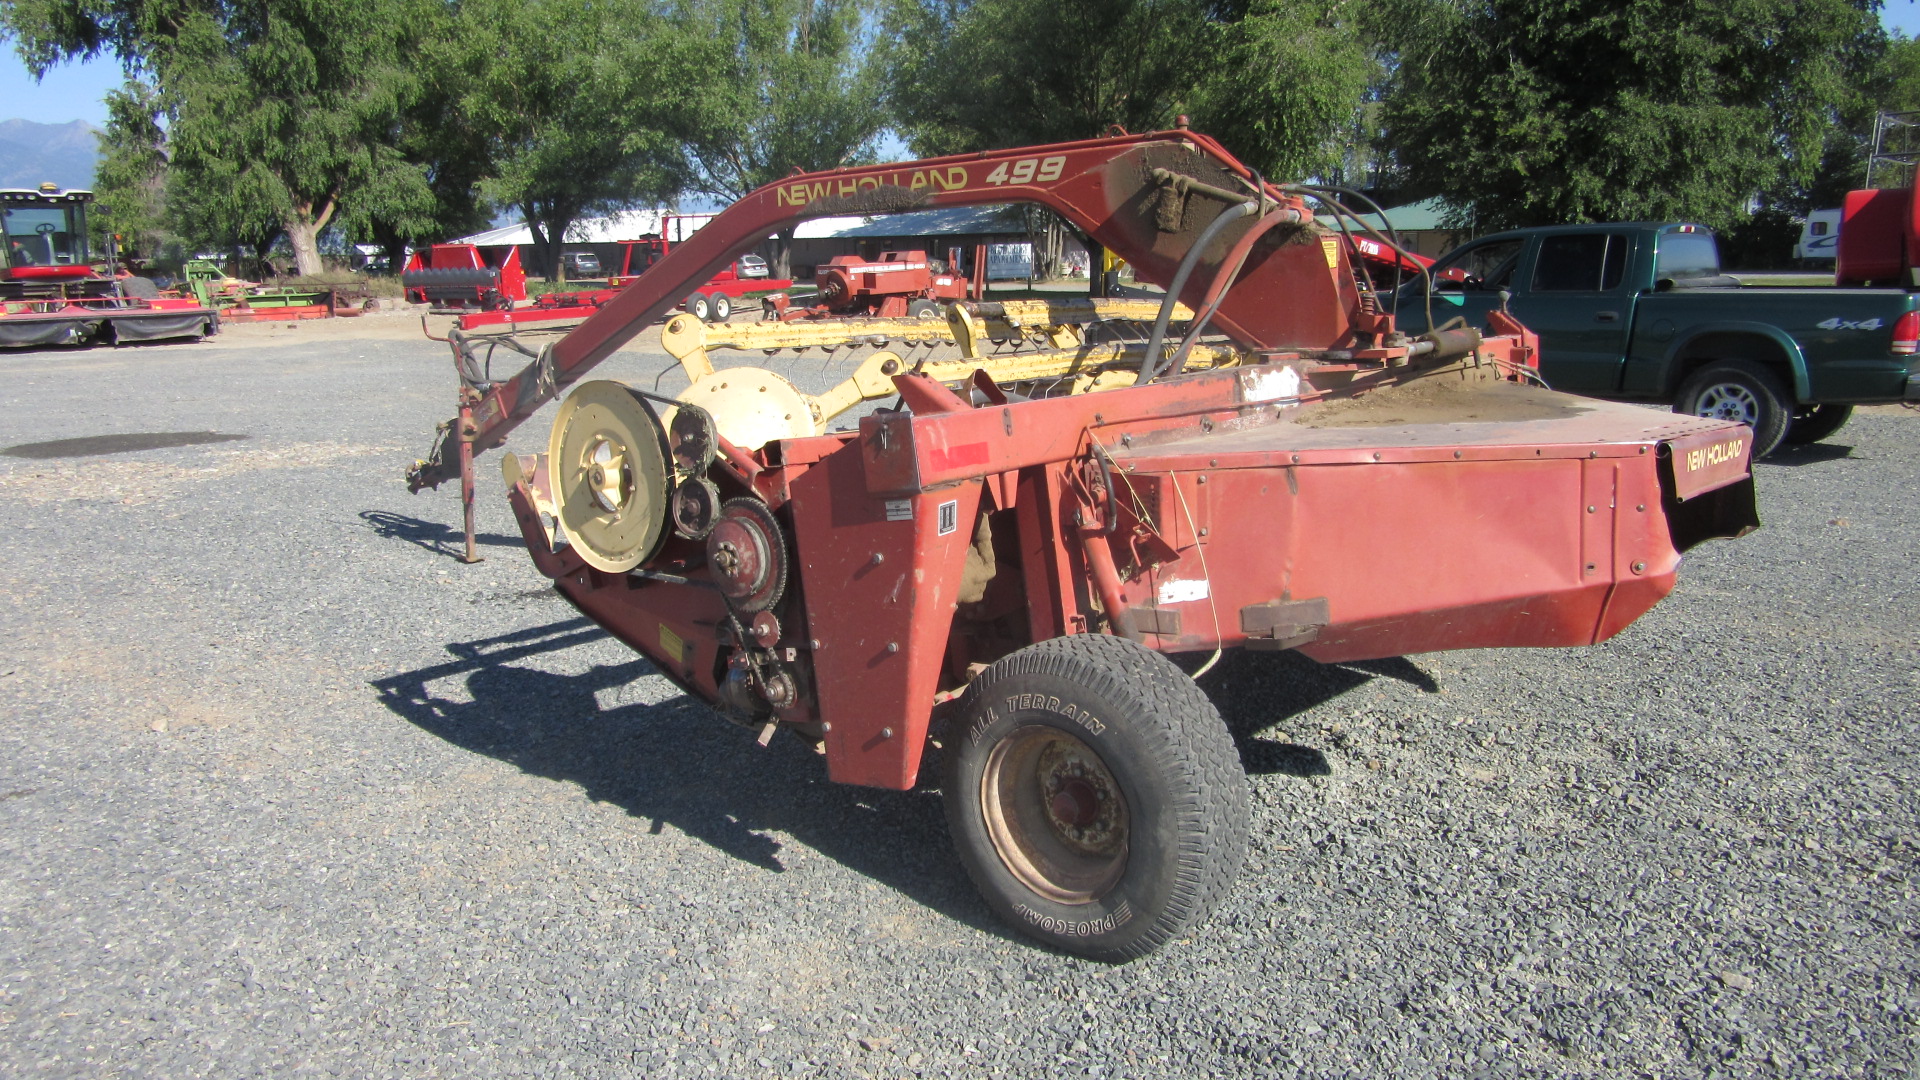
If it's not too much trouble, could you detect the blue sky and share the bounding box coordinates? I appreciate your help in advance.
[8,4,1920,127]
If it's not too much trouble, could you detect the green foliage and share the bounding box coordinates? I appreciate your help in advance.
[90,78,168,259]
[1377,0,1885,231]
[1718,207,1802,270]
[1188,1,1375,181]
[886,0,1211,154]
[339,0,489,268]
[454,0,718,279]
[884,0,1371,180]
[3,0,443,274]
[680,0,889,200]
[674,0,889,277]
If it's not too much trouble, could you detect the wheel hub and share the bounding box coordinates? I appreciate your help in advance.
[980,725,1129,904]
[1694,383,1760,425]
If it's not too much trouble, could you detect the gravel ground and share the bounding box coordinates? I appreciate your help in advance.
[0,318,1914,1079]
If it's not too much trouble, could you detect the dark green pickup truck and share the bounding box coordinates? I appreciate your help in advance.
[1391,222,1920,455]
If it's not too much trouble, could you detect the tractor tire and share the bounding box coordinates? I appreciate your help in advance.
[941,634,1249,961]
[685,293,712,322]
[1785,403,1854,445]
[908,298,941,319]
[709,292,733,322]
[1675,360,1791,458]
[121,276,161,299]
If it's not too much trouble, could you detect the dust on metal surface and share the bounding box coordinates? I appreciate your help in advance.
[1,431,249,459]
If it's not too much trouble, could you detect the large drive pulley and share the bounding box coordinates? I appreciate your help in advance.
[548,380,672,572]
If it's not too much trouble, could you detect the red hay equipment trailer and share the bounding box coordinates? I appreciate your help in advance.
[408,127,1759,959]
[765,249,977,320]
[446,234,793,333]
[402,243,529,312]
[0,185,215,348]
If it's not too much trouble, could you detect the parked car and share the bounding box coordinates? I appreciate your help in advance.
[737,253,769,279]
[561,251,602,278]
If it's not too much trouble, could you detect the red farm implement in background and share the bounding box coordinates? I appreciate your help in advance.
[0,185,215,349]
[606,234,791,323]
[406,126,1759,960]
[439,229,793,333]
[763,248,981,321]
[402,243,528,312]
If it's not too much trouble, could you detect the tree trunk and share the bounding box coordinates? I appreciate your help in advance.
[285,218,324,277]
[771,227,795,280]
[525,203,576,283]
[543,213,573,282]
[284,195,338,278]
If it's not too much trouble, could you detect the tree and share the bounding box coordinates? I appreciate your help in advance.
[90,79,169,262]
[886,0,1211,155]
[883,0,1371,181]
[4,0,443,275]
[677,0,889,278]
[455,0,718,281]
[341,2,491,274]
[1376,0,1886,232]
[1187,1,1375,182]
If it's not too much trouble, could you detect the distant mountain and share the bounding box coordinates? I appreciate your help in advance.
[0,119,99,191]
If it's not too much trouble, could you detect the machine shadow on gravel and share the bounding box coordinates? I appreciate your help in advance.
[1761,442,1855,467]
[371,617,1014,941]
[358,509,525,559]
[1194,650,1438,776]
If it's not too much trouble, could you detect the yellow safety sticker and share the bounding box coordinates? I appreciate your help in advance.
[1321,238,1340,268]
[659,623,687,666]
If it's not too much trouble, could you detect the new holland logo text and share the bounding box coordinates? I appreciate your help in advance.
[775,167,971,207]
[1684,437,1744,472]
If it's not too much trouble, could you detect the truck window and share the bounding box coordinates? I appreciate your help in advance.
[1654,232,1721,279]
[1532,233,1628,291]
[1431,238,1522,290]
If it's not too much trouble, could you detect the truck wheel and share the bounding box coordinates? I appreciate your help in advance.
[941,634,1249,961]
[709,293,733,321]
[908,299,941,319]
[685,293,712,321]
[1785,404,1853,445]
[1675,360,1790,457]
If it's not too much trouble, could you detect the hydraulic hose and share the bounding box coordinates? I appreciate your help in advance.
[1138,199,1259,384]
[1168,207,1299,376]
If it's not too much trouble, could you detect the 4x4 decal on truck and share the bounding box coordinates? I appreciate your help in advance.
[1815,317,1884,331]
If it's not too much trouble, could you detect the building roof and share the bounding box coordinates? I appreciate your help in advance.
[1315,196,1452,234]
[456,203,1035,247]
[455,208,716,246]
[793,205,1032,240]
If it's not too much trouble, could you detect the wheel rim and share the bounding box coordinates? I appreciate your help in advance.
[1693,382,1761,425]
[979,724,1129,904]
